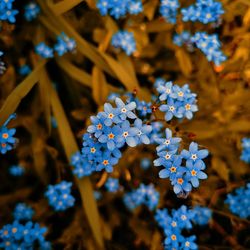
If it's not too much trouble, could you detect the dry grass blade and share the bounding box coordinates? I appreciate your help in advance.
[50,0,84,15]
[56,58,92,88]
[0,60,47,126]
[49,83,104,249]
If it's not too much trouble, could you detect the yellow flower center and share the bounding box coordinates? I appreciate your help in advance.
[108,113,114,119]
[97,123,102,130]
[177,178,184,185]
[103,160,109,166]
[170,166,176,173]
[2,133,9,139]
[171,234,177,241]
[90,147,96,153]
[191,169,197,176]
[108,133,115,139]
[185,104,191,110]
[165,154,171,160]
[178,91,184,97]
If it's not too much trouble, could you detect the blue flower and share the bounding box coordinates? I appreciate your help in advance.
[159,99,183,121]
[35,42,54,58]
[71,151,95,178]
[54,32,76,56]
[173,31,192,47]
[0,51,6,75]
[115,97,137,120]
[181,0,224,24]
[13,203,34,221]
[96,150,119,172]
[100,102,121,126]
[19,64,31,76]
[0,1,19,23]
[87,115,107,138]
[0,220,49,249]
[172,205,194,229]
[171,172,192,194]
[181,142,209,168]
[24,2,40,21]
[133,118,152,145]
[119,120,140,147]
[156,81,173,101]
[225,183,250,218]
[160,0,180,24]
[105,178,120,192]
[111,31,136,56]
[9,165,25,176]
[155,128,181,152]
[155,209,169,229]
[181,235,198,250]
[0,114,17,154]
[123,184,159,211]
[158,155,185,180]
[163,228,183,249]
[45,181,75,211]
[186,160,208,188]
[136,100,152,117]
[154,149,177,167]
[191,32,226,65]
[98,125,123,151]
[96,0,143,19]
[191,206,212,225]
[240,137,250,163]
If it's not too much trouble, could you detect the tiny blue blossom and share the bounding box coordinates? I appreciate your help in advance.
[111,31,136,56]
[35,42,54,59]
[9,165,25,176]
[191,206,212,225]
[13,203,34,221]
[225,183,250,218]
[18,64,31,76]
[240,137,250,163]
[24,2,40,21]
[160,0,180,24]
[45,181,75,211]
[105,178,120,192]
[0,114,17,154]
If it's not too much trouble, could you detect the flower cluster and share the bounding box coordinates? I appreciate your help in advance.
[35,33,76,58]
[225,183,250,218]
[240,137,250,163]
[71,151,95,178]
[154,130,208,195]
[156,80,198,121]
[159,0,180,24]
[0,0,18,23]
[54,32,76,56]
[155,205,211,250]
[13,203,34,221]
[191,32,226,66]
[0,51,6,75]
[173,31,193,49]
[191,205,212,226]
[181,0,224,24]
[111,31,136,56]
[105,177,120,193]
[75,98,152,174]
[35,42,54,59]
[44,181,75,211]
[0,220,51,250]
[96,0,143,19]
[0,114,17,154]
[123,184,160,211]
[24,2,40,21]
[9,165,25,176]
